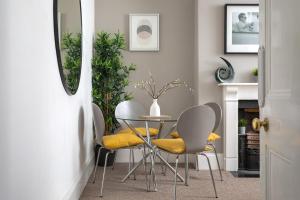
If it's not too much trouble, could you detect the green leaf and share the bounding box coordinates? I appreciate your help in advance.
[61,32,82,94]
[92,31,136,133]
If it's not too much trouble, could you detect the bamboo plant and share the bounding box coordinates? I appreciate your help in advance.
[61,33,82,94]
[92,32,135,133]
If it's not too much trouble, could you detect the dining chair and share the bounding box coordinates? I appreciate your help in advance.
[152,105,218,199]
[168,102,223,181]
[91,103,145,197]
[201,102,223,181]
[115,100,160,138]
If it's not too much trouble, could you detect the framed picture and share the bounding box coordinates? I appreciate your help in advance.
[225,4,259,54]
[129,14,159,51]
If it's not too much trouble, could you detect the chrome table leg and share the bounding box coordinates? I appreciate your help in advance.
[156,152,185,182]
[122,152,151,182]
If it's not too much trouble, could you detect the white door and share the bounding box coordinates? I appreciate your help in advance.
[259,0,300,199]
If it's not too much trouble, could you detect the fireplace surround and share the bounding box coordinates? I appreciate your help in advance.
[218,83,258,171]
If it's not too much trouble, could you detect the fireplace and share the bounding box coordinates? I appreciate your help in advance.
[218,83,258,171]
[238,100,260,177]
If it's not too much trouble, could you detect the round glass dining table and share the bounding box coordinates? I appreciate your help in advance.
[117,115,177,141]
[116,115,185,192]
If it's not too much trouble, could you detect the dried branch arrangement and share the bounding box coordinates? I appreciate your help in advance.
[134,73,193,99]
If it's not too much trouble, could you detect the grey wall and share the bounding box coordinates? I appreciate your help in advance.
[196,0,259,151]
[95,0,258,153]
[96,0,196,121]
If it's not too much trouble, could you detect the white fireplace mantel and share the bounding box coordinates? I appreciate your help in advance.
[219,83,258,171]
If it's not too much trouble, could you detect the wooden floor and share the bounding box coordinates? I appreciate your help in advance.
[81,164,262,200]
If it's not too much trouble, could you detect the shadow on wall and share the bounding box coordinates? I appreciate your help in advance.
[78,106,86,171]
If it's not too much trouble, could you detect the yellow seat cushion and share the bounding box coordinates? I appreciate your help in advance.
[117,127,159,137]
[170,132,221,142]
[152,138,186,154]
[102,133,144,150]
[204,145,214,152]
[207,132,221,142]
[170,131,180,138]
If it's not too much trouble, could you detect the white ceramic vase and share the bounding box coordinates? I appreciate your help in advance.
[150,99,160,116]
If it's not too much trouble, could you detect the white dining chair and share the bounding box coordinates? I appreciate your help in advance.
[91,103,145,197]
[152,105,218,199]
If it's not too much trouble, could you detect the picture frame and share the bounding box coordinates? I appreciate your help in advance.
[224,4,259,54]
[129,13,159,51]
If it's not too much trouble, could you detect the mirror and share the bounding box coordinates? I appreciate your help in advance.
[54,0,82,95]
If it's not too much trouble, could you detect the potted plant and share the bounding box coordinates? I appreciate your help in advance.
[92,31,135,166]
[252,67,258,82]
[61,33,82,94]
[135,73,193,116]
[239,118,248,135]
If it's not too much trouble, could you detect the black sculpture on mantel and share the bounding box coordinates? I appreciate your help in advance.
[215,57,235,83]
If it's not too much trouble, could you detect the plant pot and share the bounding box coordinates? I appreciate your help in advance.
[239,126,246,135]
[95,144,116,167]
[253,76,258,83]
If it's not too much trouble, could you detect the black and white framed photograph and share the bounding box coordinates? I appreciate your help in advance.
[225,4,259,54]
[129,13,159,51]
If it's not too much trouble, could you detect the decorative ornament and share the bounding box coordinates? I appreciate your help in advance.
[135,72,193,99]
[215,57,235,83]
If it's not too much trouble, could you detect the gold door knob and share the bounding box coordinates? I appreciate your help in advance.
[252,118,269,132]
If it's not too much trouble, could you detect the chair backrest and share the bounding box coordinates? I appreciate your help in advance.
[92,103,105,141]
[115,100,147,128]
[204,102,222,132]
[177,105,215,153]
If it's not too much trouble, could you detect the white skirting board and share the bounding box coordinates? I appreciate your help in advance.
[115,149,224,170]
[63,155,95,200]
[196,153,224,170]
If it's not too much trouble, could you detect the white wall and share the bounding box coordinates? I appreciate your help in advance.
[0,0,94,199]
[196,0,259,152]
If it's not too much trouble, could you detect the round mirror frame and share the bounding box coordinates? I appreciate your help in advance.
[53,0,83,95]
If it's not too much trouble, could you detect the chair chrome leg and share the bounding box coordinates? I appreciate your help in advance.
[184,154,189,186]
[195,153,199,171]
[92,146,103,183]
[174,155,179,200]
[100,151,110,197]
[111,150,117,171]
[201,153,218,198]
[209,144,223,181]
[128,149,132,175]
[132,149,136,180]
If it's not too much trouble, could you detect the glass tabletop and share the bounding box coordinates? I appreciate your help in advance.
[116,115,177,122]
